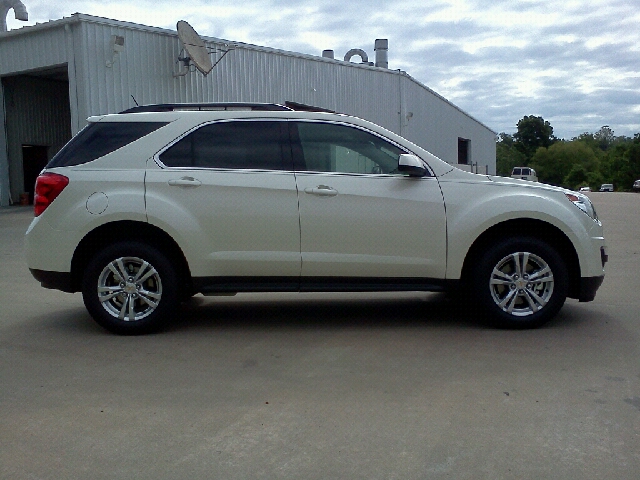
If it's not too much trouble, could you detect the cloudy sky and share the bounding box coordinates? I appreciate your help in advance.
[5,0,640,139]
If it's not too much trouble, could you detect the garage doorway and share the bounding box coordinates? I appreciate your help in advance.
[22,145,49,204]
[2,69,71,205]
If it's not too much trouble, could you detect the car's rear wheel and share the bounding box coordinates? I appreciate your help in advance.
[82,242,178,334]
[472,237,568,329]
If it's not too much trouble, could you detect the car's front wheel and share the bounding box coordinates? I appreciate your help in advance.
[82,242,178,334]
[472,237,568,329]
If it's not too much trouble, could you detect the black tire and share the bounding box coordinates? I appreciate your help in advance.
[82,242,178,335]
[472,237,568,329]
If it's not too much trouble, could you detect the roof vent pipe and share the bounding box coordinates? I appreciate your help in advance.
[375,39,388,68]
[344,48,372,65]
[1,0,28,31]
[322,49,335,59]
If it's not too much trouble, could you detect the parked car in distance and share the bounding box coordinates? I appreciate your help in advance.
[25,103,607,334]
[633,180,640,192]
[599,184,614,192]
[511,167,538,182]
[579,186,591,192]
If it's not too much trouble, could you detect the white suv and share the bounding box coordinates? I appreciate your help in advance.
[25,103,607,334]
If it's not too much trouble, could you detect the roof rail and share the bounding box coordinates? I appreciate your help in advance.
[284,101,335,113]
[120,103,293,114]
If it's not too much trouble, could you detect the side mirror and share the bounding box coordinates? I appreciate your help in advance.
[398,154,427,177]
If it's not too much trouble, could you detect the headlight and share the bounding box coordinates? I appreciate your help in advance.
[565,193,598,220]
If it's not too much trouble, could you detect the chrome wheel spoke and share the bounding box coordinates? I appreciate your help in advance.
[118,295,129,320]
[138,290,160,308]
[528,266,552,282]
[490,268,513,284]
[98,285,124,302]
[499,289,518,311]
[108,262,126,283]
[138,267,158,284]
[134,261,157,283]
[505,294,519,314]
[526,287,546,308]
[513,252,524,278]
[531,278,551,289]
[128,294,136,321]
[522,289,540,312]
[116,258,129,281]
[132,260,149,281]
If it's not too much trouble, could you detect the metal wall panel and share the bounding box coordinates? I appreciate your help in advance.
[0,25,69,75]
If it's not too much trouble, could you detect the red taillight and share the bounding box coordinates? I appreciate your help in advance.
[34,173,69,217]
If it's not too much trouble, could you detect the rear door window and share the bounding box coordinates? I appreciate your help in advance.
[159,121,288,170]
[48,122,167,168]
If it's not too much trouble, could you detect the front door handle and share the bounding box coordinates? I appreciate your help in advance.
[304,185,338,197]
[168,177,202,187]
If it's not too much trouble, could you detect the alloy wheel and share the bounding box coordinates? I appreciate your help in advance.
[488,251,554,317]
[97,256,163,322]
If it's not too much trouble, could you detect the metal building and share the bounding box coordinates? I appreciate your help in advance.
[0,13,496,206]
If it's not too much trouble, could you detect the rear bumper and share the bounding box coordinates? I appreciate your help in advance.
[29,269,75,293]
[577,275,604,302]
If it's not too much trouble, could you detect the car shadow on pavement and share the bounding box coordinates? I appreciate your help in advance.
[166,292,489,333]
[167,293,607,334]
[17,293,601,336]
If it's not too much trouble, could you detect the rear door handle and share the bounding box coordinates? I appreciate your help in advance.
[168,177,202,187]
[304,185,338,197]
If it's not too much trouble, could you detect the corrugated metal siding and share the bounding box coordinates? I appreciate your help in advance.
[0,27,69,75]
[77,21,184,114]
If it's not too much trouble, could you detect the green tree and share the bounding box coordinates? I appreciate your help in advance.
[496,133,526,176]
[593,125,615,151]
[605,139,640,190]
[530,140,599,188]
[514,116,556,159]
[564,163,604,190]
[563,163,588,188]
[503,116,640,189]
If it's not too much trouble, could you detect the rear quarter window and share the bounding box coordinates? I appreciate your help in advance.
[47,122,168,168]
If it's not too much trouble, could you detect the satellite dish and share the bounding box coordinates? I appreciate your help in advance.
[176,20,213,75]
